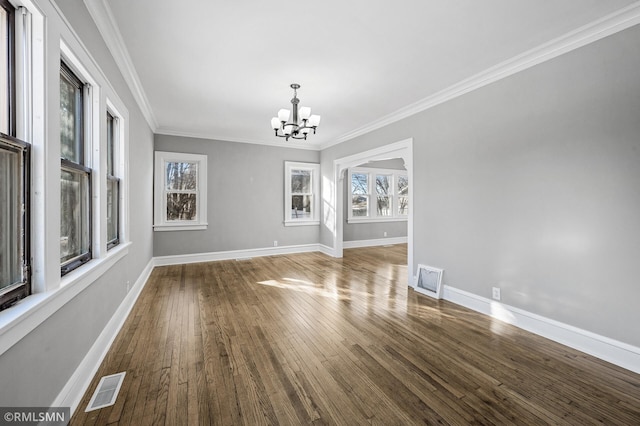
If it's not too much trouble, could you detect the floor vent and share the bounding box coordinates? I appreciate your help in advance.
[85,372,126,412]
[415,264,444,299]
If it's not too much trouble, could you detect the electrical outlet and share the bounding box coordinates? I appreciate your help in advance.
[126,280,131,293]
[383,231,387,237]
[273,240,278,247]
[492,287,501,301]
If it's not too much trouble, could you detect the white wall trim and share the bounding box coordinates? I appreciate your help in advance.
[154,243,329,266]
[442,285,640,375]
[317,244,336,257]
[322,2,640,150]
[53,258,155,414]
[83,0,158,131]
[343,237,408,249]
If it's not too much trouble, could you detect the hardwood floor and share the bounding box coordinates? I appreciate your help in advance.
[72,245,640,425]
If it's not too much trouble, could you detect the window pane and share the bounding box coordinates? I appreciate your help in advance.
[291,169,311,194]
[352,195,368,217]
[60,168,90,264]
[376,175,391,196]
[377,196,391,216]
[166,162,197,191]
[291,195,312,219]
[60,69,83,163]
[397,175,408,196]
[0,147,20,288]
[398,196,408,215]
[106,113,114,176]
[351,173,368,195]
[107,177,119,245]
[0,6,8,135]
[166,193,197,221]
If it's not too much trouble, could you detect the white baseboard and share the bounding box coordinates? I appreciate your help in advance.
[153,243,326,266]
[343,236,408,249]
[53,258,155,415]
[318,244,336,257]
[442,285,640,374]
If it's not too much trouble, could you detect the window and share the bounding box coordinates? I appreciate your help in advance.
[0,134,29,310]
[397,174,409,215]
[106,111,119,249]
[348,167,408,223]
[0,0,15,136]
[351,172,368,217]
[154,151,208,231]
[60,61,91,275]
[284,161,320,226]
[375,173,392,216]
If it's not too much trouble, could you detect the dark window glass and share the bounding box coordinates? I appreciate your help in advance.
[60,62,91,275]
[0,0,15,136]
[60,62,83,164]
[106,112,119,249]
[0,135,30,310]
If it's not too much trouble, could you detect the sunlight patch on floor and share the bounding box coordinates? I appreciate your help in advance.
[256,278,346,300]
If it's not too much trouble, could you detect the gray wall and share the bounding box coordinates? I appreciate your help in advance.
[154,135,320,256]
[322,25,640,348]
[0,0,154,406]
[343,159,408,242]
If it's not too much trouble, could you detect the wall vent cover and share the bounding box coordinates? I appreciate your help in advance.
[415,264,444,299]
[85,372,126,412]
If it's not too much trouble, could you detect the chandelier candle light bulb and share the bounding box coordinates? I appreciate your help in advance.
[271,83,321,141]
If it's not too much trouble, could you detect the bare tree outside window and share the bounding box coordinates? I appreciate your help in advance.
[348,167,408,222]
[60,62,91,275]
[60,168,90,263]
[398,175,408,215]
[165,161,198,221]
[290,169,312,219]
[351,172,368,217]
[376,174,391,216]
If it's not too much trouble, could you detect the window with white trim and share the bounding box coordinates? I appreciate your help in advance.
[60,61,92,275]
[284,161,320,226]
[348,167,408,223]
[154,151,208,231]
[106,111,119,249]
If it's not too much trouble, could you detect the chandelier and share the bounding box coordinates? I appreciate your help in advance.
[271,83,321,141]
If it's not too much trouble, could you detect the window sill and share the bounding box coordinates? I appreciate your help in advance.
[284,220,320,227]
[153,223,208,232]
[347,217,408,224]
[0,242,131,357]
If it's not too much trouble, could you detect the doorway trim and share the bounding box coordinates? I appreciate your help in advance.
[333,138,413,287]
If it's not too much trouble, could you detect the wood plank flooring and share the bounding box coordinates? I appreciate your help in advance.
[71,245,640,425]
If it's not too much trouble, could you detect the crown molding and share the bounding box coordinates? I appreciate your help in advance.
[322,1,640,150]
[155,128,322,151]
[84,0,158,131]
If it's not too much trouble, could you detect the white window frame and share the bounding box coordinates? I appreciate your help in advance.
[105,100,125,250]
[348,167,408,223]
[284,161,320,226]
[154,151,208,231]
[59,52,98,276]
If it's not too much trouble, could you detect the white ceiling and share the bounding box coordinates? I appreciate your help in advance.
[92,0,639,149]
